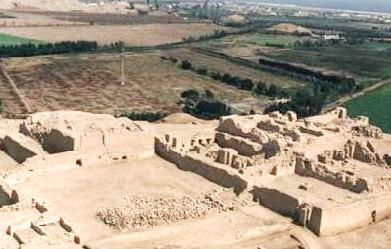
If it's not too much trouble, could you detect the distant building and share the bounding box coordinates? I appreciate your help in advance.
[322,34,344,41]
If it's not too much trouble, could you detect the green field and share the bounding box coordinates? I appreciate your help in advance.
[233,33,314,47]
[0,33,39,46]
[265,42,391,84]
[345,84,391,133]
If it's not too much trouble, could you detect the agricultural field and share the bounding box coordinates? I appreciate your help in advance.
[0,23,223,46]
[0,33,38,45]
[1,52,259,117]
[165,48,309,92]
[345,84,391,133]
[264,43,391,84]
[196,30,391,85]
[37,10,188,25]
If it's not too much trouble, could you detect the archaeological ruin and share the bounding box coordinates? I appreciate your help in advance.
[0,108,390,248]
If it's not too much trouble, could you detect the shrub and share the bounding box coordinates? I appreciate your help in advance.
[195,68,208,76]
[180,60,192,70]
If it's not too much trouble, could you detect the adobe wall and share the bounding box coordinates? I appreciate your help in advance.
[2,135,39,163]
[252,184,391,236]
[0,180,19,207]
[251,186,300,217]
[295,156,369,193]
[40,129,75,153]
[215,132,262,157]
[155,137,249,195]
[314,194,391,236]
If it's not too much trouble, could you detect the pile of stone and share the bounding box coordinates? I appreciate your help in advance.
[96,192,233,230]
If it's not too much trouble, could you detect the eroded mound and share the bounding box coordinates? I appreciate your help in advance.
[21,111,141,153]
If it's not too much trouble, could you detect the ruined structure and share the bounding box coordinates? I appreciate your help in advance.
[0,108,390,249]
[155,107,391,236]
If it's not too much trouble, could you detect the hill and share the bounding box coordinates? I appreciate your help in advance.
[266,23,313,36]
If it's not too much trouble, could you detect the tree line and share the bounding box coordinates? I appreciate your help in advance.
[162,54,360,119]
[258,57,356,96]
[0,41,98,58]
[161,56,289,98]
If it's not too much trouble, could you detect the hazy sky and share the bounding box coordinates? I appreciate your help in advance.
[256,0,391,13]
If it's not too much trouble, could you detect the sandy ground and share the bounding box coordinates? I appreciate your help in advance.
[0,10,84,27]
[0,23,221,45]
[0,151,18,173]
[14,156,224,241]
[13,154,305,249]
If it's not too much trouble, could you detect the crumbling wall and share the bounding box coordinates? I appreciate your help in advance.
[299,126,324,137]
[295,156,369,193]
[344,140,386,165]
[252,186,299,217]
[0,180,19,207]
[351,116,383,139]
[215,132,262,157]
[155,137,248,195]
[1,134,46,163]
[384,153,391,166]
[21,111,141,153]
[39,129,75,153]
[217,116,269,144]
[262,139,284,159]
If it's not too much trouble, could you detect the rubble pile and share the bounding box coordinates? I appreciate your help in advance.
[96,191,235,230]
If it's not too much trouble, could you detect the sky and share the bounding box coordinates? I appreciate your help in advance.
[255,0,391,13]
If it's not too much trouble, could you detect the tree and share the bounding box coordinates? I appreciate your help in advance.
[181,89,199,100]
[254,82,267,95]
[239,78,254,91]
[264,90,325,118]
[268,84,279,97]
[179,89,231,120]
[204,89,214,98]
[180,60,192,70]
[194,99,231,120]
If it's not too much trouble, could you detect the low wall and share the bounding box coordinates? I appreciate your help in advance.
[155,138,248,195]
[315,194,391,236]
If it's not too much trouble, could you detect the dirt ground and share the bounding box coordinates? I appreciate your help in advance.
[13,153,302,249]
[0,10,84,27]
[2,52,256,116]
[0,23,221,45]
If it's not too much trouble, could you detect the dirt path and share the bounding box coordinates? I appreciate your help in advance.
[322,78,391,113]
[0,63,31,117]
